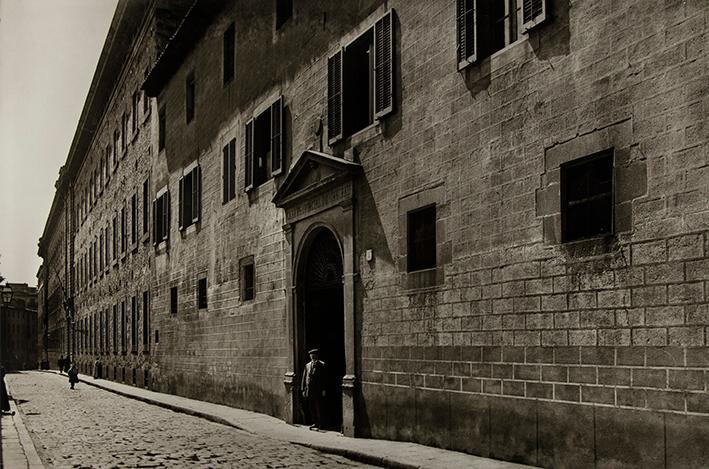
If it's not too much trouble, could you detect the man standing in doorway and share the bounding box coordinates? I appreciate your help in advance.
[301,348,327,430]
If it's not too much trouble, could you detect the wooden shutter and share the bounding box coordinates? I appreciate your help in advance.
[271,96,284,176]
[178,177,184,230]
[522,0,547,31]
[327,49,343,144]
[152,199,157,245]
[456,0,476,69]
[229,139,236,200]
[193,166,201,223]
[245,119,254,191]
[164,192,170,241]
[374,10,394,118]
[222,145,229,204]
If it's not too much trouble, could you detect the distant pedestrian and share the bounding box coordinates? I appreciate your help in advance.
[301,348,327,430]
[1,366,14,416]
[67,363,79,390]
[93,357,102,379]
[58,355,65,374]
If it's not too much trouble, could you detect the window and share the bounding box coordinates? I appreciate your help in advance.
[561,151,614,242]
[121,300,126,354]
[99,157,105,190]
[158,106,166,151]
[276,0,293,30]
[241,258,255,301]
[456,0,547,69]
[105,146,112,182]
[120,203,127,253]
[197,278,207,309]
[131,192,138,245]
[185,71,195,124]
[104,224,110,269]
[112,215,118,260]
[142,290,150,349]
[153,189,170,245]
[222,139,236,203]
[170,286,178,314]
[132,91,139,134]
[112,305,117,354]
[131,296,138,353]
[179,165,201,230]
[328,10,393,143]
[142,178,150,237]
[99,310,104,353]
[121,112,128,152]
[244,96,283,191]
[223,23,235,85]
[113,131,119,169]
[407,205,436,272]
[99,232,104,271]
[143,67,151,115]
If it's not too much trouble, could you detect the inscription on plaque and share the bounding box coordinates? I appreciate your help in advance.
[286,183,351,222]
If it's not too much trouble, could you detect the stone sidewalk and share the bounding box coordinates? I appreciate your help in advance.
[46,370,534,469]
[1,391,43,469]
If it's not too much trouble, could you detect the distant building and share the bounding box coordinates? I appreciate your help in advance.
[39,1,709,467]
[0,283,38,371]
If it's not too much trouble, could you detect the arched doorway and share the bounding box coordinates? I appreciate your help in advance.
[297,227,345,431]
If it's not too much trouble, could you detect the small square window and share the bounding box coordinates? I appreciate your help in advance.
[561,150,614,242]
[197,277,207,309]
[407,205,437,272]
[241,258,255,301]
[170,286,178,314]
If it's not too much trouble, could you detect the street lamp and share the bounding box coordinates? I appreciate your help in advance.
[1,285,12,304]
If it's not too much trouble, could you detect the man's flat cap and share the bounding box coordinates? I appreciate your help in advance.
[308,348,319,354]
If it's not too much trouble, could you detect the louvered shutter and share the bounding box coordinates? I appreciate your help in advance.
[178,177,184,230]
[271,96,284,176]
[522,0,547,31]
[152,199,157,245]
[193,166,200,223]
[374,10,394,118]
[327,50,343,144]
[229,139,236,200]
[456,0,476,69]
[164,192,170,240]
[245,119,254,191]
[222,146,228,204]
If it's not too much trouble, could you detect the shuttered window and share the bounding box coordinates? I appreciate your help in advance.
[179,164,201,230]
[522,0,546,31]
[328,9,394,144]
[374,11,393,117]
[271,97,283,175]
[327,51,343,144]
[244,96,286,191]
[153,190,170,244]
[223,138,236,203]
[244,119,253,190]
[456,0,476,68]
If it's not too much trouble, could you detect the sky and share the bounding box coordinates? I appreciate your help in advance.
[0,0,118,286]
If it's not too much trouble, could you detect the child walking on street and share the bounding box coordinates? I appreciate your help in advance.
[67,363,79,390]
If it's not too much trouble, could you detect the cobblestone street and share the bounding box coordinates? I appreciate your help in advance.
[5,372,376,468]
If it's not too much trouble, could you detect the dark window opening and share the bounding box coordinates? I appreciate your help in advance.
[142,290,150,348]
[155,329,159,344]
[142,178,149,236]
[179,165,200,229]
[223,23,235,85]
[456,0,520,67]
[276,0,293,30]
[245,97,284,191]
[223,139,236,203]
[185,71,195,124]
[131,192,138,244]
[121,301,126,354]
[158,106,166,151]
[197,278,207,309]
[120,203,127,253]
[153,191,170,244]
[132,91,139,133]
[343,29,374,137]
[407,205,437,272]
[112,305,118,354]
[477,0,509,60]
[242,261,254,301]
[131,296,138,353]
[170,286,178,314]
[253,111,271,188]
[121,112,127,152]
[561,151,614,242]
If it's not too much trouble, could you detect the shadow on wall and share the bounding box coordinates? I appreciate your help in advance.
[529,0,571,61]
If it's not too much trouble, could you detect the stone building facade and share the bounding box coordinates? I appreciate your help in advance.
[41,0,709,467]
[0,283,38,371]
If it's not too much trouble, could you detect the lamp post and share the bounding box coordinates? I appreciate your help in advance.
[1,284,13,305]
